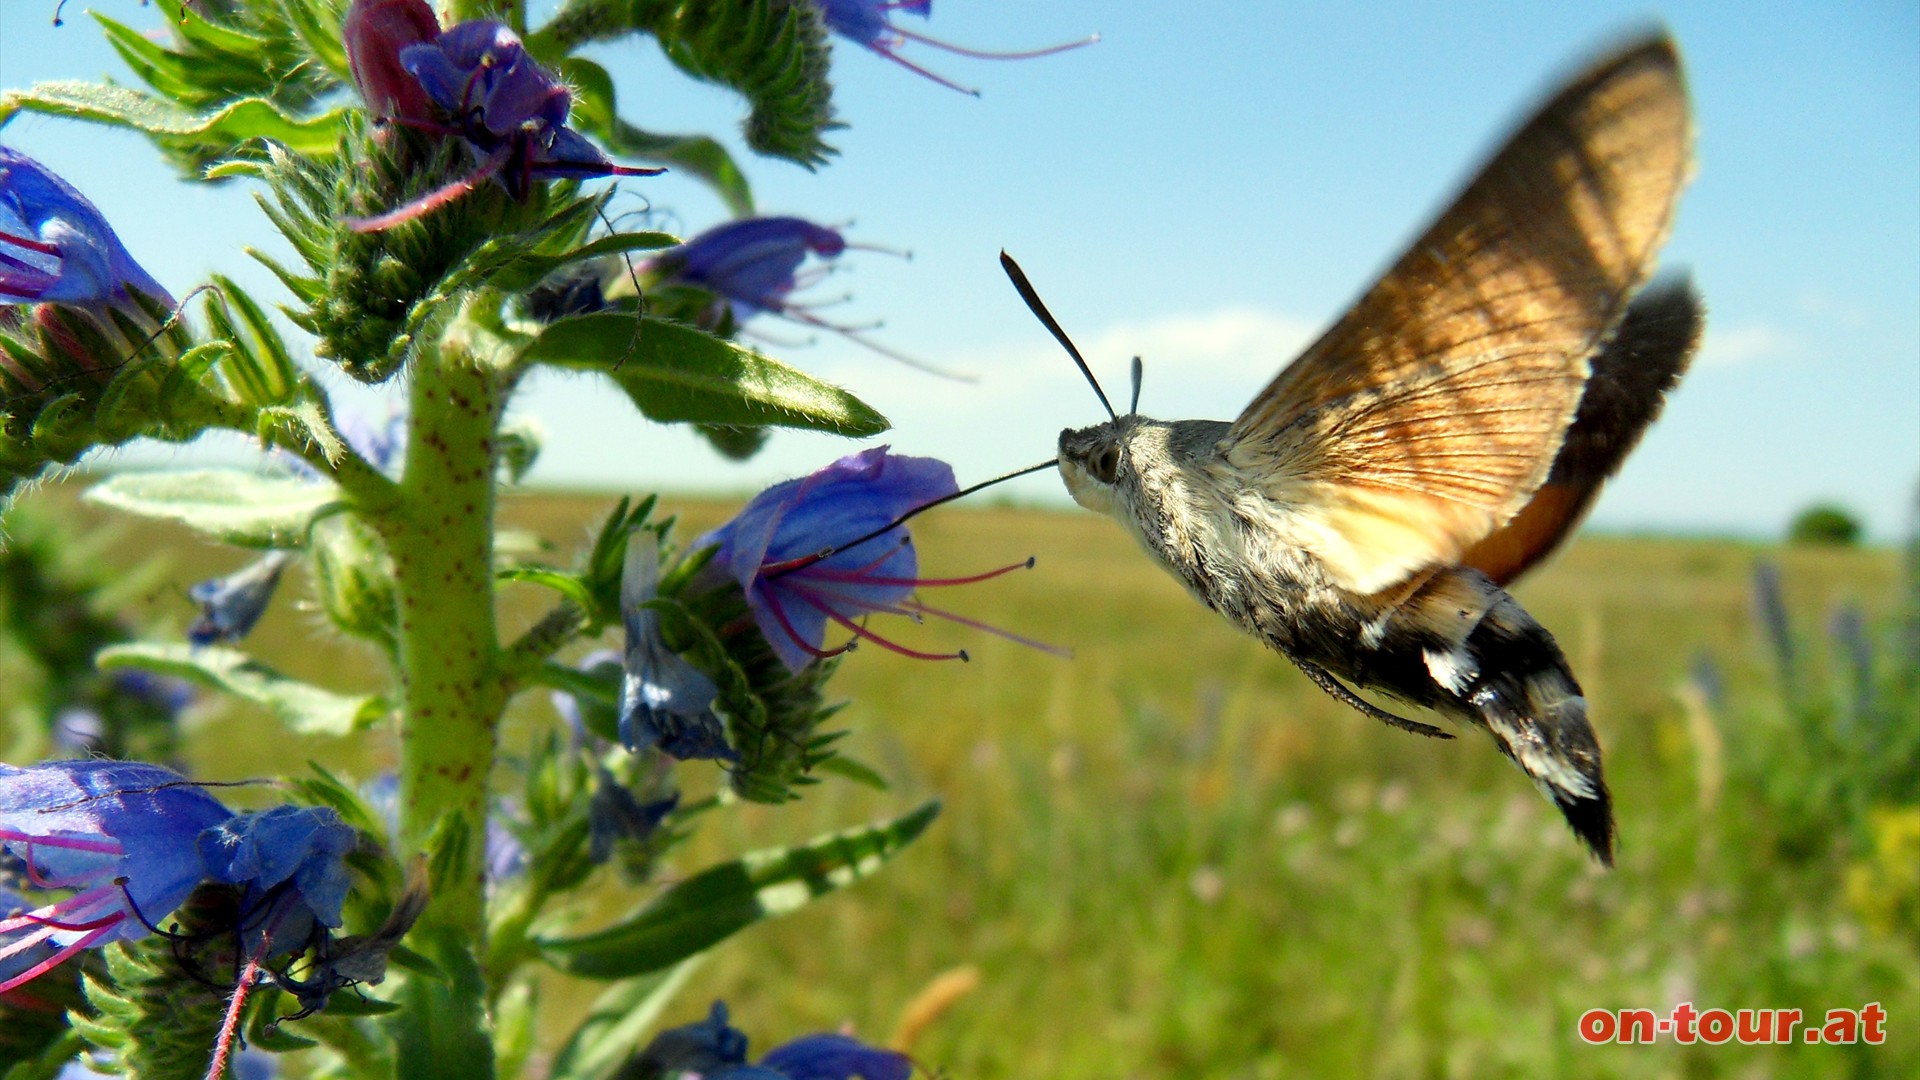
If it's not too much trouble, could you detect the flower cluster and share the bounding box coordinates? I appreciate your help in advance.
[343,0,660,231]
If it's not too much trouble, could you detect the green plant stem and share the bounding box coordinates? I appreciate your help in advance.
[370,344,512,1072]
[387,350,508,931]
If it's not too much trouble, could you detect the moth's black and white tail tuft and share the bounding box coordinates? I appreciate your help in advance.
[1455,595,1615,864]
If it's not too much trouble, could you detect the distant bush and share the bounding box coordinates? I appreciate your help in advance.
[1788,504,1864,546]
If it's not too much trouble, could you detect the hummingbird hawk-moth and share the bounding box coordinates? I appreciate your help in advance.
[1007,33,1702,864]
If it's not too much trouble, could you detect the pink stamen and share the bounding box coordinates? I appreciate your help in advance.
[860,41,983,96]
[346,146,512,232]
[904,598,1073,657]
[0,229,59,257]
[893,26,1100,61]
[0,924,112,995]
[758,585,856,661]
[793,586,968,662]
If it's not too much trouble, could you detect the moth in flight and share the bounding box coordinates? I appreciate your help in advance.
[1009,33,1701,864]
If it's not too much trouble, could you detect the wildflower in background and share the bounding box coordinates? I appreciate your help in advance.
[187,550,295,646]
[347,18,661,231]
[0,145,172,311]
[694,447,1053,673]
[550,652,681,862]
[636,1000,912,1080]
[620,529,733,760]
[815,0,1097,96]
[0,760,234,994]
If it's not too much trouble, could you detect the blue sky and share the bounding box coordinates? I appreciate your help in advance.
[2,1,1915,538]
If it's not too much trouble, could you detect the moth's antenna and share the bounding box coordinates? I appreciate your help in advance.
[767,458,1059,578]
[999,251,1115,420]
[1128,355,1143,415]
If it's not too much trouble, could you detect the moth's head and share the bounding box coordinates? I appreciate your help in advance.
[1058,416,1147,516]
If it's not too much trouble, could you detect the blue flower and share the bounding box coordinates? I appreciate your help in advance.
[814,0,1096,96]
[188,550,295,646]
[697,447,1051,673]
[196,804,356,953]
[0,760,234,993]
[757,1034,914,1080]
[647,217,947,374]
[639,1001,912,1080]
[620,529,733,760]
[349,20,660,231]
[0,145,173,310]
[653,216,849,323]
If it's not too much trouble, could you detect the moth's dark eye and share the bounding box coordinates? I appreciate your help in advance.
[1090,445,1120,484]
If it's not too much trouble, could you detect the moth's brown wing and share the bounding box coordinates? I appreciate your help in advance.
[1464,276,1702,585]
[1225,35,1692,595]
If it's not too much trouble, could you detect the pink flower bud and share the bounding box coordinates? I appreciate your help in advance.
[344,0,442,122]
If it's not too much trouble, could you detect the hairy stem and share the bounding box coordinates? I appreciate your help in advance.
[377,344,509,1073]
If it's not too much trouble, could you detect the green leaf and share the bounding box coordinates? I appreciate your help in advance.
[523,315,888,437]
[559,57,754,215]
[536,801,939,979]
[813,754,892,792]
[98,643,385,736]
[548,958,703,1080]
[84,469,338,549]
[0,81,348,161]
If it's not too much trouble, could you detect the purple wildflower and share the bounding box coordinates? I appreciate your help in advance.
[0,760,233,994]
[639,1001,912,1080]
[348,20,661,232]
[757,1034,914,1080]
[188,550,295,646]
[695,447,1054,673]
[0,145,172,311]
[196,804,355,955]
[649,216,954,375]
[620,530,732,760]
[815,0,1097,96]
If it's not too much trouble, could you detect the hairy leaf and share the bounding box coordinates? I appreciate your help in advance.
[99,643,386,736]
[522,315,887,436]
[84,468,338,548]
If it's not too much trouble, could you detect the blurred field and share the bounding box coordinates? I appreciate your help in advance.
[11,482,1918,1078]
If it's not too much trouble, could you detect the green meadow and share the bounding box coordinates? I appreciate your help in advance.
[13,484,1919,1078]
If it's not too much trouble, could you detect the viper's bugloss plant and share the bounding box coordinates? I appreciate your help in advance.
[0,0,1086,1074]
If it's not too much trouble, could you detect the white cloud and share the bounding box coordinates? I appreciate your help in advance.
[1694,323,1788,369]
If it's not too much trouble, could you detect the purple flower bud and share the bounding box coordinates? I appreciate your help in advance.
[620,529,732,760]
[344,0,442,122]
[0,145,172,311]
[638,1000,751,1074]
[0,760,234,994]
[696,447,1056,673]
[815,0,1097,95]
[188,550,295,646]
